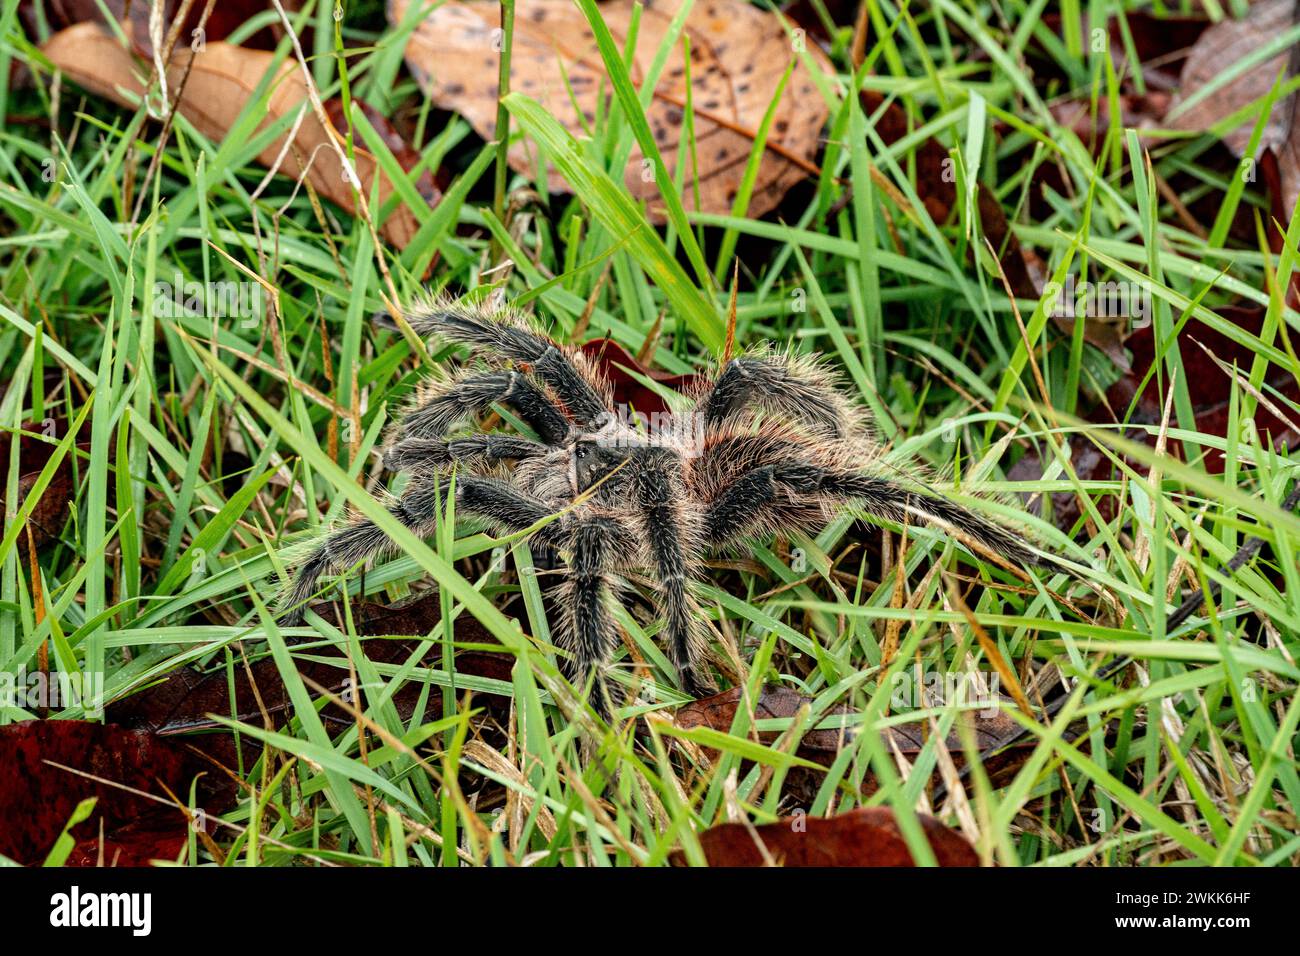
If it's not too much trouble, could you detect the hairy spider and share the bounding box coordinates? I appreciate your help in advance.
[282,298,1060,713]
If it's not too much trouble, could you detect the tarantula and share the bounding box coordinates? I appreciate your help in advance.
[282,298,1059,713]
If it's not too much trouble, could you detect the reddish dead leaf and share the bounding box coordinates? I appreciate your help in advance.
[1009,4,1300,527]
[0,420,80,550]
[867,83,1158,364]
[676,684,854,762]
[1008,439,1114,531]
[882,705,1042,792]
[1109,307,1300,466]
[92,596,514,860]
[1025,14,1265,245]
[390,0,831,223]
[0,720,229,866]
[579,338,704,414]
[41,21,433,249]
[1108,12,1211,88]
[779,0,858,49]
[859,86,1150,364]
[1167,0,1300,224]
[674,806,979,867]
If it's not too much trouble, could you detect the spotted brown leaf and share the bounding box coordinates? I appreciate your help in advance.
[389,0,831,222]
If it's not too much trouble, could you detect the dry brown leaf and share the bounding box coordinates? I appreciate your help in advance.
[1167,0,1300,218]
[17,0,293,54]
[674,684,1049,795]
[389,0,830,222]
[672,806,980,867]
[42,21,427,248]
[0,419,81,551]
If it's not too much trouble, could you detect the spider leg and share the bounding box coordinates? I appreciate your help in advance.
[705,460,1054,571]
[633,459,711,698]
[457,476,564,541]
[400,369,570,444]
[396,301,610,426]
[703,465,790,547]
[697,351,858,437]
[554,514,639,718]
[281,476,565,622]
[791,468,1054,571]
[384,434,546,473]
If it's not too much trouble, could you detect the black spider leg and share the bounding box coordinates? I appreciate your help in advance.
[399,304,610,426]
[281,476,563,623]
[385,434,546,473]
[632,453,710,698]
[699,354,847,436]
[556,515,639,719]
[706,461,1055,572]
[401,370,570,444]
[819,471,1057,571]
[704,466,788,547]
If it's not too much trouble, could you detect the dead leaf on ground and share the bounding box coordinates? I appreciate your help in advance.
[0,720,229,866]
[108,594,515,741]
[389,0,831,222]
[1109,305,1300,468]
[325,97,449,210]
[1032,12,1211,92]
[41,21,434,249]
[1001,4,1300,528]
[0,596,514,868]
[0,419,82,550]
[99,592,515,838]
[861,89,1036,300]
[1167,0,1300,223]
[862,88,1136,366]
[676,685,854,761]
[17,0,293,53]
[675,684,1044,793]
[673,806,979,866]
[580,337,704,414]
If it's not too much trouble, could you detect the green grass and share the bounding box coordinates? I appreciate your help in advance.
[1,0,1298,866]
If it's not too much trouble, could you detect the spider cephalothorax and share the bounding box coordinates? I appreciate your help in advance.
[282,299,1059,713]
